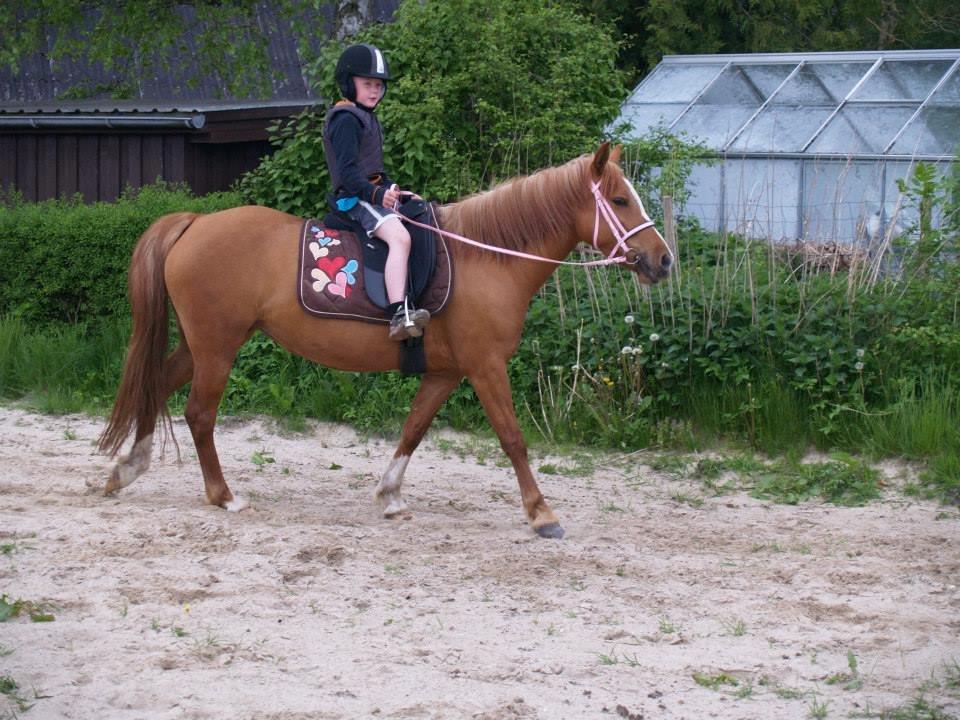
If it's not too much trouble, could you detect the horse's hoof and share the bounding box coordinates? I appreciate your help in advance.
[382,497,408,518]
[223,495,250,512]
[535,523,565,539]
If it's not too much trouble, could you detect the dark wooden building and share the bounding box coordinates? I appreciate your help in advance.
[0,100,317,202]
[0,2,399,203]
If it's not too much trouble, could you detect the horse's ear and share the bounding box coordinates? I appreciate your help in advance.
[592,141,611,178]
[610,144,622,166]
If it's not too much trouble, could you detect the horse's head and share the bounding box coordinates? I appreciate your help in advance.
[584,142,673,284]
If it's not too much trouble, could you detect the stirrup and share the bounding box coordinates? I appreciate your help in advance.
[389,300,430,341]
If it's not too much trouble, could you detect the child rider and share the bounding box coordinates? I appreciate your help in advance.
[323,43,430,341]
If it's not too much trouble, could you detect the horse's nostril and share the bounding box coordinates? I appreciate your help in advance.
[661,253,673,268]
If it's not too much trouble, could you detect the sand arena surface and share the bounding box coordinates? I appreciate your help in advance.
[1,407,958,719]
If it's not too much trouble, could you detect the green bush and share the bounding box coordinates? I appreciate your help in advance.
[0,184,242,324]
[240,0,626,211]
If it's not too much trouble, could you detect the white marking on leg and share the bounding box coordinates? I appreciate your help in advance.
[375,455,410,517]
[224,495,250,512]
[109,433,153,491]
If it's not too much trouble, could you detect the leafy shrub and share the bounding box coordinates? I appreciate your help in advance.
[240,0,626,210]
[0,184,242,324]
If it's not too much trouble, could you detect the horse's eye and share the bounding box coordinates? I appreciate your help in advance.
[612,196,629,207]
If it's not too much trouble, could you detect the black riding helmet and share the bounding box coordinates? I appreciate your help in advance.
[335,43,393,102]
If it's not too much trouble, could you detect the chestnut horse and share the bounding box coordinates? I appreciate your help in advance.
[98,142,672,539]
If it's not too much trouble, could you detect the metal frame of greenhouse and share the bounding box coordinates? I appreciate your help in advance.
[617,49,960,243]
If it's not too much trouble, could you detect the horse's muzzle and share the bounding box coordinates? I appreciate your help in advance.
[626,249,672,283]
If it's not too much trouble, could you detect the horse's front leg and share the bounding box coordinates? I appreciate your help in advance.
[375,371,462,517]
[468,364,564,539]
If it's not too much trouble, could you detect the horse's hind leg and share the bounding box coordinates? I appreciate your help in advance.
[375,372,461,516]
[104,343,194,494]
[184,349,247,511]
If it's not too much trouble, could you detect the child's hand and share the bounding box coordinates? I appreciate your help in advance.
[383,184,402,209]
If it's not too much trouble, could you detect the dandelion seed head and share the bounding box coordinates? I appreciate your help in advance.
[856,348,865,358]
[649,333,660,343]
[855,362,864,371]
[624,314,635,325]
[621,346,633,356]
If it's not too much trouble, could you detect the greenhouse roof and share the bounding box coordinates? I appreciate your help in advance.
[619,49,960,161]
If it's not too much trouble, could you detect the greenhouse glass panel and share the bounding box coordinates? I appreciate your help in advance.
[890,68,960,155]
[730,106,834,152]
[802,160,884,242]
[724,159,801,240]
[736,63,796,96]
[852,60,954,100]
[674,104,757,147]
[802,62,874,101]
[808,105,918,154]
[619,103,686,134]
[890,107,960,156]
[631,63,723,102]
[697,65,767,104]
[684,163,723,232]
[882,162,917,238]
[774,63,870,104]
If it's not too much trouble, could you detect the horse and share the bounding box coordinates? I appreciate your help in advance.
[97,142,672,539]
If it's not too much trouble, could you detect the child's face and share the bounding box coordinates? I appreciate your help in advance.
[353,76,385,108]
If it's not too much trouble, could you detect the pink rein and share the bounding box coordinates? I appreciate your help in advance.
[398,181,656,267]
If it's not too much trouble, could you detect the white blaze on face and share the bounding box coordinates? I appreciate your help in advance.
[626,179,672,262]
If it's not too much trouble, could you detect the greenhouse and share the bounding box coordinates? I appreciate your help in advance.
[617,49,960,243]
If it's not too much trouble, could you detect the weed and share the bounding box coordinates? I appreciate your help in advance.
[600,501,627,513]
[671,492,704,508]
[826,650,863,691]
[598,650,618,666]
[0,595,55,623]
[751,454,881,506]
[808,696,829,719]
[693,672,739,690]
[0,675,32,713]
[250,449,275,470]
[722,617,747,637]
[658,617,679,634]
[171,626,188,638]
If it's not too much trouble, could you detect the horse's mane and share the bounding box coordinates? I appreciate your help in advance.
[439,152,622,260]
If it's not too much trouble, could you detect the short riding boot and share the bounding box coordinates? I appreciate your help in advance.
[388,306,431,341]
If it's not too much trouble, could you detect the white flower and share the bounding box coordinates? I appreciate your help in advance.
[649,333,660,343]
[856,348,865,358]
[621,346,633,356]
[855,362,865,371]
[632,345,644,355]
[624,314,635,325]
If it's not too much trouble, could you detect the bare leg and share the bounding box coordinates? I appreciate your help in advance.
[375,372,462,516]
[104,343,194,495]
[468,364,563,539]
[373,216,412,304]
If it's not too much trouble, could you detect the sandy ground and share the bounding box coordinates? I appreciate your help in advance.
[1,406,958,720]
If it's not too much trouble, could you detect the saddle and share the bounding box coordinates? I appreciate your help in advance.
[297,199,454,372]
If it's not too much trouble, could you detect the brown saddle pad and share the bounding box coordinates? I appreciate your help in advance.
[297,219,454,322]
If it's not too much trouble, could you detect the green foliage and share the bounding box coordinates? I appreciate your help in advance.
[237,107,332,218]
[241,0,627,209]
[0,184,242,324]
[751,455,881,506]
[637,0,960,77]
[0,0,290,98]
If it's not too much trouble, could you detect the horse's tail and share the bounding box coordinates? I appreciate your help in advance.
[98,212,200,457]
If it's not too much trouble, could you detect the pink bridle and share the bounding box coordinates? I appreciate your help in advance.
[399,180,659,267]
[590,180,657,261]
